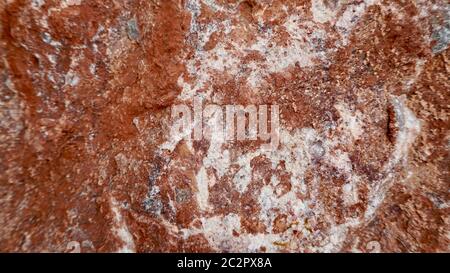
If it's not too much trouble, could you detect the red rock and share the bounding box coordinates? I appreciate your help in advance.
[0,0,448,252]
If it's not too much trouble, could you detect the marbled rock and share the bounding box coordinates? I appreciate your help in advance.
[0,0,449,252]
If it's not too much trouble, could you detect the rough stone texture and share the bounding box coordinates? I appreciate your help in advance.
[0,0,449,252]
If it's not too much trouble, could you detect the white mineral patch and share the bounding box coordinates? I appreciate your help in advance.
[311,0,339,24]
[335,102,364,141]
[327,149,353,173]
[159,118,195,152]
[196,166,210,211]
[232,152,258,194]
[110,197,135,253]
[202,105,230,177]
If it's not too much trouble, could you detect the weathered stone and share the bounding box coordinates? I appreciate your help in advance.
[0,0,448,253]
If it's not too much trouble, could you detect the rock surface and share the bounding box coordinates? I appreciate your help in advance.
[0,0,449,252]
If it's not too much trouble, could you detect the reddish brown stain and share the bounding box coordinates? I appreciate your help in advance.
[0,0,448,252]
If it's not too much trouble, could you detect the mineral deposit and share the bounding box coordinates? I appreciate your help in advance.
[0,0,449,252]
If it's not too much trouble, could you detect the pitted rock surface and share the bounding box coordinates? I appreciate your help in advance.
[0,0,449,252]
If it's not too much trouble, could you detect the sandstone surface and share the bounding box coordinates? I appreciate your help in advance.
[0,0,449,252]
